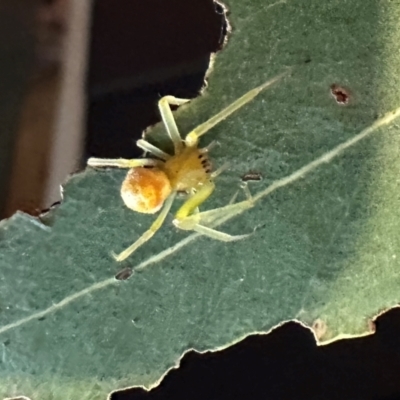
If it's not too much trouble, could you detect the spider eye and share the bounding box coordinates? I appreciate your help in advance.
[121,167,172,214]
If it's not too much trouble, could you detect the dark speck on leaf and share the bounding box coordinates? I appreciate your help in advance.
[115,267,133,281]
[330,84,350,105]
[241,171,263,182]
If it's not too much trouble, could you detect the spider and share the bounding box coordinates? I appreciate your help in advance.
[88,73,286,262]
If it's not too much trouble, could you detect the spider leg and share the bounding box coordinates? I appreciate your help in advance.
[193,199,253,227]
[191,224,253,242]
[136,139,171,161]
[200,140,219,153]
[114,192,177,262]
[87,157,161,168]
[228,189,240,205]
[174,182,255,242]
[184,70,290,147]
[189,189,200,215]
[205,182,254,226]
[172,162,229,228]
[174,181,216,229]
[210,162,230,179]
[158,95,190,154]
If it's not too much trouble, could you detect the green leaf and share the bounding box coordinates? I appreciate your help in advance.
[2,0,400,398]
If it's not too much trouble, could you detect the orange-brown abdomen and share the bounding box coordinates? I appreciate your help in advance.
[121,167,172,214]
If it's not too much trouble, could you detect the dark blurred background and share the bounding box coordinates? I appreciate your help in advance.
[1,0,70,217]
[1,1,400,399]
[1,0,225,218]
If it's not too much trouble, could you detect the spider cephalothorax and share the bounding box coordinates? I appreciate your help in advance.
[88,71,288,261]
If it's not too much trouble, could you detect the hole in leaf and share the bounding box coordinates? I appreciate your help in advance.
[115,267,133,281]
[241,171,263,182]
[330,84,350,105]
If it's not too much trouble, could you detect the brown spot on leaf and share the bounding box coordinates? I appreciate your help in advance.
[312,318,327,340]
[241,171,263,182]
[330,84,350,105]
[368,318,376,334]
[115,267,133,281]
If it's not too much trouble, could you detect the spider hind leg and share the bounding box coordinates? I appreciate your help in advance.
[173,182,255,243]
[114,192,177,262]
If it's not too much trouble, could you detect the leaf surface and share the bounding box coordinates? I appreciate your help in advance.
[1,0,400,398]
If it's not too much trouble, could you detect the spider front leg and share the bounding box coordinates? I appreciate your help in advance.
[184,71,290,148]
[88,157,162,168]
[173,182,255,242]
[136,139,171,161]
[158,95,191,154]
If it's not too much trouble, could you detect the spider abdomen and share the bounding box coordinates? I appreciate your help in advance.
[121,167,172,214]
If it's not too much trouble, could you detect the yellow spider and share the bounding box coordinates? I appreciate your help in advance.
[88,73,286,262]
